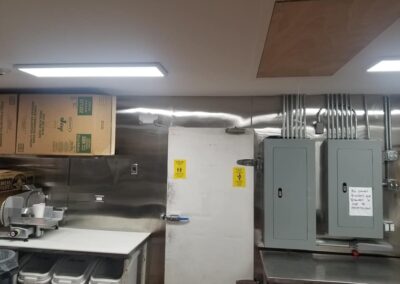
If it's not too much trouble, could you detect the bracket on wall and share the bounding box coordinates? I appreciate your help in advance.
[384,179,400,192]
[383,150,398,162]
[226,127,246,135]
[237,158,263,171]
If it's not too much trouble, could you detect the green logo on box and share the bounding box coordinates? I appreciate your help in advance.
[76,134,92,153]
[77,97,93,115]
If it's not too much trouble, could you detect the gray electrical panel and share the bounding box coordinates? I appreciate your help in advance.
[323,140,383,239]
[264,139,316,250]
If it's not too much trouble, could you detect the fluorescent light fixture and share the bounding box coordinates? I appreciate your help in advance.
[15,64,166,77]
[367,60,400,72]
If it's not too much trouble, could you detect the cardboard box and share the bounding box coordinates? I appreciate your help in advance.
[16,94,116,156]
[0,170,34,192]
[0,95,17,154]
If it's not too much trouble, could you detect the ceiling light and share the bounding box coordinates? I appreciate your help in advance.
[367,60,400,72]
[15,64,166,77]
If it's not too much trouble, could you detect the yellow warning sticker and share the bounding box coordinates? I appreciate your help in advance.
[233,167,246,188]
[174,159,187,179]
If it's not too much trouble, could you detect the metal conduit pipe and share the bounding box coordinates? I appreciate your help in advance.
[330,94,333,139]
[302,95,304,138]
[282,95,285,139]
[383,96,391,188]
[384,96,393,150]
[288,95,291,139]
[388,98,392,148]
[349,95,353,139]
[331,95,335,139]
[327,95,330,139]
[299,95,302,138]
[341,94,344,139]
[303,95,306,138]
[296,94,299,138]
[384,96,389,149]
[335,95,339,139]
[287,95,290,139]
[298,95,302,138]
[332,95,335,138]
[300,94,303,138]
[347,95,353,139]
[344,95,349,139]
[352,108,358,139]
[328,94,331,139]
[282,95,286,138]
[286,95,289,139]
[293,95,295,138]
[291,95,294,139]
[293,95,296,138]
[364,95,370,140]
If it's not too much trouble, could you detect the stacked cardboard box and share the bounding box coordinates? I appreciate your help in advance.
[0,170,35,205]
[16,94,116,156]
[0,95,17,154]
[0,170,34,191]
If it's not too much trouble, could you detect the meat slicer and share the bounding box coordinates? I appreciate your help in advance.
[0,185,66,241]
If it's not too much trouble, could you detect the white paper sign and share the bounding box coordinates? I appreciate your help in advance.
[349,187,373,217]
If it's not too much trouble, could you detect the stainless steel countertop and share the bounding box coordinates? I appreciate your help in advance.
[260,250,400,284]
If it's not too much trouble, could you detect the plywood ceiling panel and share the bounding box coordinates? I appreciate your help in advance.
[258,0,400,78]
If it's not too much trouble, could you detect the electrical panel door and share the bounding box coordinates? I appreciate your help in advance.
[324,140,383,239]
[264,139,316,250]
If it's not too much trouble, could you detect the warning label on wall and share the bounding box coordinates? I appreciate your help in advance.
[349,187,373,217]
[174,159,186,179]
[233,167,246,188]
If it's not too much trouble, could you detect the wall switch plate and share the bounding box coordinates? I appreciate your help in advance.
[131,163,138,175]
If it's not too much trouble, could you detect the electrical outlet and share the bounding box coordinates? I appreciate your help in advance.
[94,195,104,203]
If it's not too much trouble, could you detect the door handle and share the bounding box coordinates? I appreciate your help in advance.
[161,213,190,224]
[278,188,283,198]
[342,182,348,193]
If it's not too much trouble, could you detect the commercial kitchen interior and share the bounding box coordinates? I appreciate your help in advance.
[1,0,400,283]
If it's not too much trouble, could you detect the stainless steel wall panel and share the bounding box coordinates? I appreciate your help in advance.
[170,96,252,128]
[0,156,69,208]
[251,96,282,143]
[117,96,173,128]
[116,98,168,284]
[67,156,166,233]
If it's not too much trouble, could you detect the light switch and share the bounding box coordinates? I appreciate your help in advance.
[131,163,138,175]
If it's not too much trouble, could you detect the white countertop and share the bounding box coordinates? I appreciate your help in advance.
[0,227,150,256]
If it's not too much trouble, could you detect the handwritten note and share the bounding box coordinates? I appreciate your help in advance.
[349,187,373,217]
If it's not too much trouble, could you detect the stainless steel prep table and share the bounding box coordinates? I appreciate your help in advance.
[260,250,400,284]
[0,228,151,283]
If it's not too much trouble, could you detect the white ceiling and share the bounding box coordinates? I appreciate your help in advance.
[0,0,400,96]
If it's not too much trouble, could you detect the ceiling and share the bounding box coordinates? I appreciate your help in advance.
[0,0,400,96]
[258,0,400,77]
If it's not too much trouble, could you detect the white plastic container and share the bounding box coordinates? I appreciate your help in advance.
[51,256,97,284]
[0,249,18,284]
[32,203,46,218]
[18,254,59,284]
[89,258,124,284]
[0,249,18,273]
